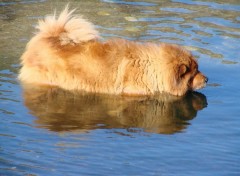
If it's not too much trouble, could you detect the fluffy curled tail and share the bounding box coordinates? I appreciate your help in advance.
[36,6,99,45]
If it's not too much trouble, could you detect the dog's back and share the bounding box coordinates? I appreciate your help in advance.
[19,7,159,94]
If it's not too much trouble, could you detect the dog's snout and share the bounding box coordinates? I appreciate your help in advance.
[205,77,208,83]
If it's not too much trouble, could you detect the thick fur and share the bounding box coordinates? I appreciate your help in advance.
[19,7,207,96]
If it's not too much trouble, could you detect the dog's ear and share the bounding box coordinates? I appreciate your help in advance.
[179,64,188,77]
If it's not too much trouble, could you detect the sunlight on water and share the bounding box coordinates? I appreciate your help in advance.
[0,0,239,175]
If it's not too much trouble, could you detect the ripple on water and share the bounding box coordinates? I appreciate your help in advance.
[160,7,194,14]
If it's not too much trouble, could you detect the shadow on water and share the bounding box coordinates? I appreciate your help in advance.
[22,85,207,135]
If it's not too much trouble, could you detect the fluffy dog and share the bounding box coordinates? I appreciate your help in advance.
[19,7,208,96]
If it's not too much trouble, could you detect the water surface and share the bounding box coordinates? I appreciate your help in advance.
[0,0,240,175]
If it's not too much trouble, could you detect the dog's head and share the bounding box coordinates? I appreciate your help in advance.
[160,44,208,96]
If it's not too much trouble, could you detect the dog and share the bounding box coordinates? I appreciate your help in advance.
[19,7,208,96]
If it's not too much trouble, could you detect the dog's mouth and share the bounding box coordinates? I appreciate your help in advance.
[192,82,207,90]
[189,73,208,91]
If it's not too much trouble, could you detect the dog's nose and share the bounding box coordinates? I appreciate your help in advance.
[205,77,208,83]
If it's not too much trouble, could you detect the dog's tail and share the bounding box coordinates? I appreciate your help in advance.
[36,6,99,45]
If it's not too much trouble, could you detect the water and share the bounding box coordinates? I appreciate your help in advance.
[0,0,239,175]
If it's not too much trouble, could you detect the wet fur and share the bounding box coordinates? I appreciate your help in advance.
[19,7,207,96]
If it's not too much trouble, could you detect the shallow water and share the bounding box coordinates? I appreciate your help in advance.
[0,0,240,175]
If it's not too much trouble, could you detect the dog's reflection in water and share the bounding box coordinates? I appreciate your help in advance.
[22,85,207,134]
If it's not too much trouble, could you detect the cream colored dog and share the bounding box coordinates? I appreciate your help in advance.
[19,7,208,96]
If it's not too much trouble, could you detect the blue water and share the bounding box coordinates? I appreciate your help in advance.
[0,0,240,175]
